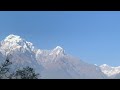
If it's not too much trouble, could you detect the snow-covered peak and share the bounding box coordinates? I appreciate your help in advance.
[55,46,63,50]
[1,34,35,53]
[100,64,120,77]
[49,46,65,56]
[100,64,110,68]
[3,34,25,47]
[54,46,64,51]
[94,64,98,66]
[4,34,23,43]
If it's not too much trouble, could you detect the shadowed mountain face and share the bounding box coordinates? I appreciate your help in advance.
[0,34,108,79]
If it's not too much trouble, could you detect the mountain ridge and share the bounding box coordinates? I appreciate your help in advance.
[100,64,120,77]
[0,34,115,79]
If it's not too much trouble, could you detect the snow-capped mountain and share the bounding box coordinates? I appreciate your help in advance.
[100,64,120,78]
[0,34,43,73]
[0,34,108,79]
[1,34,35,53]
[49,46,65,56]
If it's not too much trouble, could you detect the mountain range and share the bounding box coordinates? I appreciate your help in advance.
[0,34,120,79]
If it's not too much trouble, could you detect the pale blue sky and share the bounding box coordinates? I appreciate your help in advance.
[0,11,120,66]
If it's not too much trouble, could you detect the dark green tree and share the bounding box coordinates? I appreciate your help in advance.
[0,58,40,79]
[13,66,39,79]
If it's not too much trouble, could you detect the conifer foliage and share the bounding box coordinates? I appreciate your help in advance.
[0,58,40,79]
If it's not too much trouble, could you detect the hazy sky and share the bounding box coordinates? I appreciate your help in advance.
[0,11,120,66]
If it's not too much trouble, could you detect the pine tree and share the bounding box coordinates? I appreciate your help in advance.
[14,66,39,79]
[0,58,40,79]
